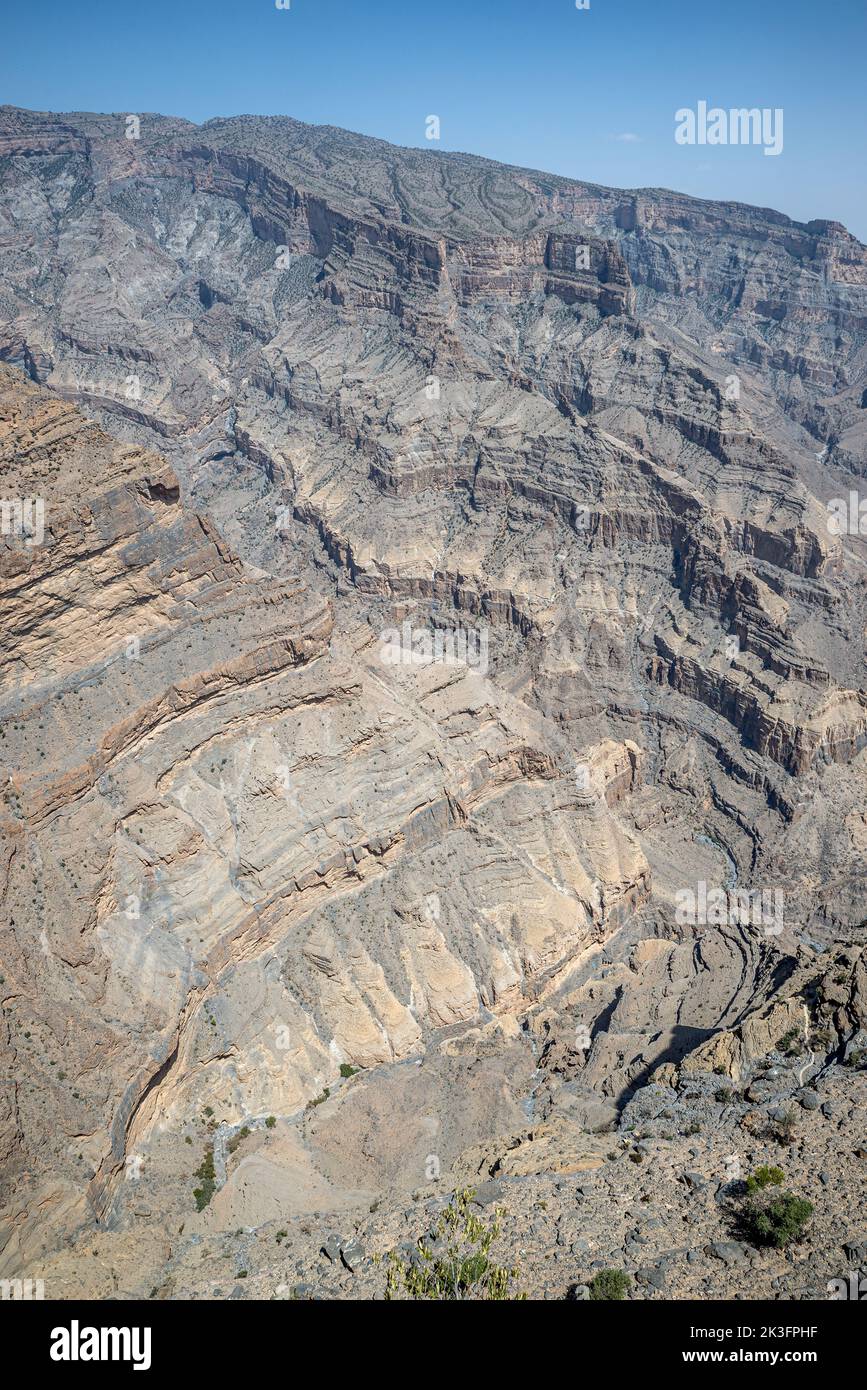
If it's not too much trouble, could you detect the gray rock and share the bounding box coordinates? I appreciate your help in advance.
[747,1083,777,1103]
[710,1241,748,1265]
[843,1240,867,1265]
[340,1237,366,1272]
[472,1180,505,1207]
[320,1234,342,1263]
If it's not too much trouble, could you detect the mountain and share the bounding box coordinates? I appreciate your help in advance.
[1,107,866,1299]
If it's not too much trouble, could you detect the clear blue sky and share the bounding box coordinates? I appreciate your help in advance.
[2,0,865,239]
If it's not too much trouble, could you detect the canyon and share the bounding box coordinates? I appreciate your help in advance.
[0,105,865,1299]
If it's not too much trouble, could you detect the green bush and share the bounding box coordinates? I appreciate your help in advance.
[385,1190,525,1300]
[339,1063,359,1079]
[745,1165,785,1193]
[740,1193,813,1248]
[265,1115,276,1128]
[192,1146,216,1211]
[589,1269,631,1301]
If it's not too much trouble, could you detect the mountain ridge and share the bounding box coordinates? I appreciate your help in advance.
[0,103,860,242]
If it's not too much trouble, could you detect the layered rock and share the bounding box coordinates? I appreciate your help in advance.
[0,368,649,1273]
[1,108,866,1299]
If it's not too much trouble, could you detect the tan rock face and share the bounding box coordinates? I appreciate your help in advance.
[1,110,866,1296]
[0,368,651,1258]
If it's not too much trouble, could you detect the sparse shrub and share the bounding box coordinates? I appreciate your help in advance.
[339,1063,359,1079]
[307,1088,330,1109]
[227,1125,251,1155]
[745,1165,785,1193]
[192,1146,216,1211]
[715,1087,733,1103]
[770,1107,798,1144]
[265,1115,276,1128]
[776,1028,803,1057]
[737,1166,812,1248]
[589,1269,631,1301]
[385,1189,525,1300]
[739,1192,813,1249]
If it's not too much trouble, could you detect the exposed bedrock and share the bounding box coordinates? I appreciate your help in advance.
[1,110,866,1291]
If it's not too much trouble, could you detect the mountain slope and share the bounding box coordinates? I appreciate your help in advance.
[1,108,866,1299]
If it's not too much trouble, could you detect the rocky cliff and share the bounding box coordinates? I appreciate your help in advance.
[0,108,865,1300]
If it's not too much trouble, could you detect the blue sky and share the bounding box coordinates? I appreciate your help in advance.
[2,0,865,238]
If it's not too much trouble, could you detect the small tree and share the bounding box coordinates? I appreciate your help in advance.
[385,1189,525,1300]
[738,1168,813,1248]
[741,1194,813,1248]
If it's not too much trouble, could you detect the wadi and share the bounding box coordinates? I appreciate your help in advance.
[0,103,865,1301]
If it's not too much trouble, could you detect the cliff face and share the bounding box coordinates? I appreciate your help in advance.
[0,367,649,1263]
[1,109,866,1298]
[2,106,864,399]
